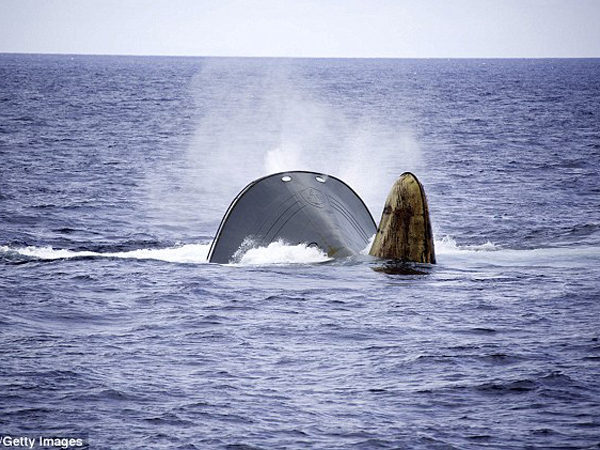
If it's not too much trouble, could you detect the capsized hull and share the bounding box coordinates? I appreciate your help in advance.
[208,171,377,264]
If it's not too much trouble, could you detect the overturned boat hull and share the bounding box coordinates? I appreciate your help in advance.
[208,171,377,264]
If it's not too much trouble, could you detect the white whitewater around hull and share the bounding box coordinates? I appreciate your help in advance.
[435,235,600,268]
[0,241,332,266]
[0,244,212,264]
[2,237,599,267]
[236,241,332,265]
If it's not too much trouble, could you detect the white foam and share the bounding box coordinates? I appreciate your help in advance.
[235,240,332,265]
[436,235,501,254]
[0,241,332,266]
[109,244,211,264]
[360,234,376,256]
[434,235,600,267]
[0,244,211,264]
[4,238,598,269]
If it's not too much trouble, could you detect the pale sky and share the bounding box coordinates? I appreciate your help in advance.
[0,0,599,58]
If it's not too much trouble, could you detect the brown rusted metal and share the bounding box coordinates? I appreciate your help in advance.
[369,172,436,263]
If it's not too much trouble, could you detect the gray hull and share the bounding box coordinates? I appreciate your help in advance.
[208,171,376,264]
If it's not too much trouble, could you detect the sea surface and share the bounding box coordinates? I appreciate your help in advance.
[1,54,599,449]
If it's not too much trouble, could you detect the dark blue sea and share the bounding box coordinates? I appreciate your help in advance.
[1,54,599,449]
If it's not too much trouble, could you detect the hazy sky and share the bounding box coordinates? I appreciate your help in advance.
[1,0,599,58]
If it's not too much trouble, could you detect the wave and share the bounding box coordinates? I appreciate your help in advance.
[436,235,502,253]
[2,236,599,268]
[0,240,331,266]
[435,235,600,267]
[0,244,211,264]
[236,240,332,265]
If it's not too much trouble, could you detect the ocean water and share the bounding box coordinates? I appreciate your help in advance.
[1,54,599,449]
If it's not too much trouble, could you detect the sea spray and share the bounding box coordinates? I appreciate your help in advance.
[152,58,425,233]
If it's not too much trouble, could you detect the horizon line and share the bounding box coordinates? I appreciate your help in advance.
[1,50,599,60]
